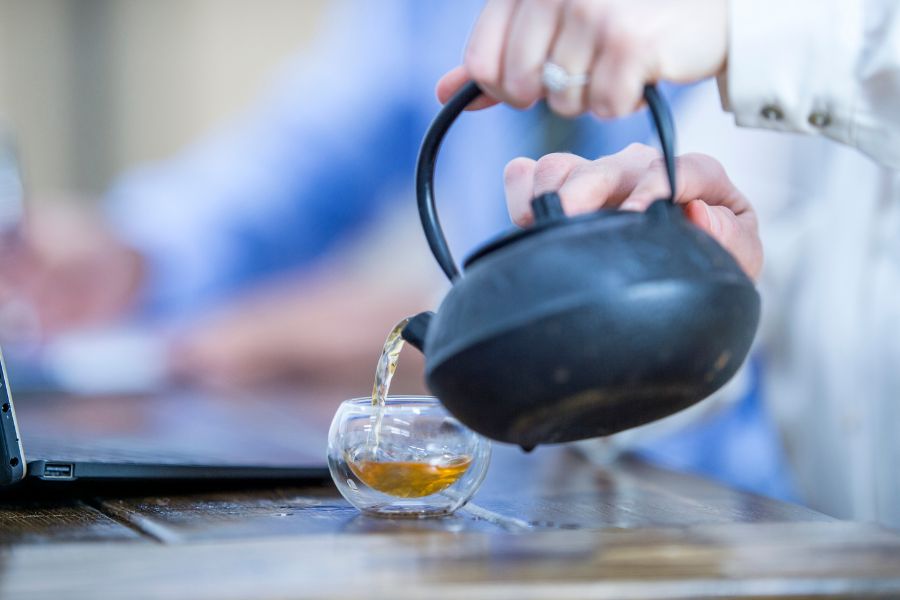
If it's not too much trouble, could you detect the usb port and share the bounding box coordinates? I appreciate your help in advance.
[43,463,74,479]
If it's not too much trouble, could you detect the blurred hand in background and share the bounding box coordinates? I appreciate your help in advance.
[1,203,144,337]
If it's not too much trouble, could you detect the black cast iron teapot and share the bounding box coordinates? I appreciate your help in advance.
[400,81,760,450]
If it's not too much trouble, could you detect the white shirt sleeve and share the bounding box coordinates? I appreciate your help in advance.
[719,0,900,170]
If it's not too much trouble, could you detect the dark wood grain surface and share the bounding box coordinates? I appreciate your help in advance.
[0,499,144,545]
[2,391,899,600]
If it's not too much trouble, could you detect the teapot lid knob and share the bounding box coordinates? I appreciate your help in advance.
[530,192,565,225]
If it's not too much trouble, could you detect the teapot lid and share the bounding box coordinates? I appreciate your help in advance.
[462,193,647,269]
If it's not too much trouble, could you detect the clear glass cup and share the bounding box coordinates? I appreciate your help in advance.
[327,396,491,518]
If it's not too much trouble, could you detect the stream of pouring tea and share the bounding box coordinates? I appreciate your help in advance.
[350,318,472,498]
[368,317,409,453]
[371,318,409,407]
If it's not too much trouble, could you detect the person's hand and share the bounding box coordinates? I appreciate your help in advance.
[0,203,145,340]
[437,0,727,117]
[503,143,763,279]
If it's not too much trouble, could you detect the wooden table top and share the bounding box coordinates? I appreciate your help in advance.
[2,390,900,600]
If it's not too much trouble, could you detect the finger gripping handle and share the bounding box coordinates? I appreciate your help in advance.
[415,82,677,282]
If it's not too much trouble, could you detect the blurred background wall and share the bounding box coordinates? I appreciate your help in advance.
[0,0,327,201]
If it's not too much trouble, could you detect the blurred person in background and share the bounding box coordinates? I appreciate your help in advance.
[445,0,900,527]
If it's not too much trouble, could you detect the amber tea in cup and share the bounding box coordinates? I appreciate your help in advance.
[327,396,491,517]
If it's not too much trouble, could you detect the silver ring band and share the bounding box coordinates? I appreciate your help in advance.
[542,62,590,93]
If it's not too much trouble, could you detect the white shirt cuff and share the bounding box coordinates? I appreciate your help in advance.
[722,0,860,145]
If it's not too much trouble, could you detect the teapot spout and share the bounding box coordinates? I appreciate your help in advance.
[400,311,434,353]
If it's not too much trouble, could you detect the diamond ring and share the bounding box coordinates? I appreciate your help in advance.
[542,62,590,93]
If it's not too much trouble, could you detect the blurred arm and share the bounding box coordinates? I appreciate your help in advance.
[721,0,900,169]
[106,2,421,318]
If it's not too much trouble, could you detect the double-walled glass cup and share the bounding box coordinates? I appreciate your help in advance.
[327,396,491,518]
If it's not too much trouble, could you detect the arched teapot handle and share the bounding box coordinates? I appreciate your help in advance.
[416,81,677,282]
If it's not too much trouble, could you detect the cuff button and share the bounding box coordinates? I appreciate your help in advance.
[808,111,831,128]
[760,104,784,121]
